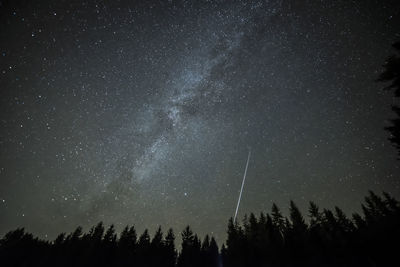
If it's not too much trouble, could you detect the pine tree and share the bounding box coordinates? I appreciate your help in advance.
[92,222,105,242]
[178,226,201,267]
[209,237,219,267]
[224,217,246,267]
[104,225,117,244]
[150,226,164,267]
[289,201,307,231]
[334,207,354,233]
[164,228,177,267]
[118,225,137,267]
[287,201,308,262]
[137,229,151,267]
[378,41,400,156]
[309,201,322,228]
[103,225,117,265]
[271,203,285,234]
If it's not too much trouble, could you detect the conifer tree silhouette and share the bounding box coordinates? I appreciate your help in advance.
[164,228,177,267]
[1,191,400,267]
[378,41,400,157]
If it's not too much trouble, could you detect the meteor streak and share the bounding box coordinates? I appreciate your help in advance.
[233,149,251,223]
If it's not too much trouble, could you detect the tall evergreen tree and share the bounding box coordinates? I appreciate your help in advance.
[118,225,137,267]
[286,200,308,262]
[164,228,177,267]
[102,225,117,265]
[90,222,105,243]
[208,237,219,267]
[103,224,117,244]
[308,201,322,229]
[224,218,245,267]
[178,226,201,267]
[137,229,151,267]
[271,203,285,234]
[149,226,164,267]
[378,41,400,156]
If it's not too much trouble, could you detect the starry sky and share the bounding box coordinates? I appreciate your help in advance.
[0,0,399,243]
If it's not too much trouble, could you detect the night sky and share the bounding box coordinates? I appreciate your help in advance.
[1,0,399,244]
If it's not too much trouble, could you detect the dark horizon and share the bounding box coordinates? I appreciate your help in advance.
[1,190,399,267]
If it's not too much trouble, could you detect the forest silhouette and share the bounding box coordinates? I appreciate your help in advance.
[1,191,399,267]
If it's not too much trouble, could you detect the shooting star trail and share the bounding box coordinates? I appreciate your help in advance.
[234,149,251,223]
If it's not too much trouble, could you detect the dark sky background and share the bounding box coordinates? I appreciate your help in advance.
[0,0,399,244]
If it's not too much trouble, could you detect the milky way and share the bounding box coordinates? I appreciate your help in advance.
[0,0,399,243]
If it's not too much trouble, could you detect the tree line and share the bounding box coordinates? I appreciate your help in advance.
[1,191,399,267]
[0,221,217,267]
[222,191,399,267]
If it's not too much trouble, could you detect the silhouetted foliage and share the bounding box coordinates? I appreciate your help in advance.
[178,225,202,267]
[164,228,178,267]
[378,41,400,156]
[222,191,400,267]
[0,191,399,267]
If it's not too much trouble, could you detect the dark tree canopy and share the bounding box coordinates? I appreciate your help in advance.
[222,191,400,267]
[378,41,400,156]
[0,191,399,267]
